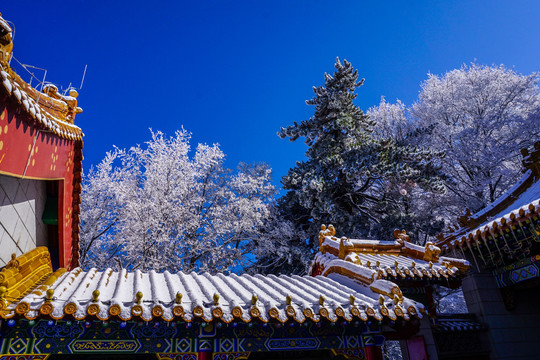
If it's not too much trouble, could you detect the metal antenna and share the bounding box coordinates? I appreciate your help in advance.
[63,82,72,96]
[80,64,87,89]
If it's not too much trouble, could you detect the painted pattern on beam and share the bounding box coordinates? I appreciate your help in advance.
[0,319,382,356]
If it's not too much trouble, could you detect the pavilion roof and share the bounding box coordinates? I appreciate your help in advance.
[436,141,540,253]
[0,13,83,140]
[312,226,469,283]
[0,248,426,324]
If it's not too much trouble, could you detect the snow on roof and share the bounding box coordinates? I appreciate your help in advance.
[314,228,469,282]
[472,170,536,221]
[2,266,422,323]
[0,13,83,141]
[0,17,11,33]
[438,143,540,250]
[0,69,84,140]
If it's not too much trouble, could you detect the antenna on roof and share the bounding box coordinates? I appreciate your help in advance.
[79,64,87,90]
[63,82,72,96]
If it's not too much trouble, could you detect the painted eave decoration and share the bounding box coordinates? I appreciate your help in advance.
[436,141,540,253]
[0,248,426,324]
[311,225,470,285]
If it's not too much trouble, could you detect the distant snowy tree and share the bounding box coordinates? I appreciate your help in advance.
[369,97,411,142]
[370,63,540,218]
[433,286,468,314]
[247,195,313,275]
[277,58,446,248]
[80,130,276,273]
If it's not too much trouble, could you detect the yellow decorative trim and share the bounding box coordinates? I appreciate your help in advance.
[286,305,296,317]
[152,305,164,317]
[319,307,329,319]
[249,306,260,318]
[15,301,30,315]
[232,306,242,317]
[173,305,184,317]
[193,306,204,317]
[303,308,314,318]
[366,307,375,317]
[64,302,77,315]
[268,308,279,318]
[109,304,121,316]
[0,247,53,317]
[131,305,143,317]
[39,302,53,315]
[87,304,100,316]
[212,307,223,318]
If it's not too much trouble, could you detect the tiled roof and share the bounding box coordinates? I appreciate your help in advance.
[0,14,83,141]
[431,315,485,333]
[0,249,425,324]
[312,226,469,282]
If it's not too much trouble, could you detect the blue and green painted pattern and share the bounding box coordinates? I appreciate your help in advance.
[0,319,384,357]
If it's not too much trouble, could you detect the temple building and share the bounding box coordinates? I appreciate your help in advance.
[436,141,540,360]
[0,11,475,360]
[0,13,83,271]
[312,226,483,360]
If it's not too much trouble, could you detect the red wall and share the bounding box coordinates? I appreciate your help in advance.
[0,104,77,268]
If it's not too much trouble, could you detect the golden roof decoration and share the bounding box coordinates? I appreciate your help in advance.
[313,225,470,282]
[0,12,83,140]
[1,248,426,323]
[0,247,54,314]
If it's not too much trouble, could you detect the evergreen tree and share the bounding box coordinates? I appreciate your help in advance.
[278,58,446,245]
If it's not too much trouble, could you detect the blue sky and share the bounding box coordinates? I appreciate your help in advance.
[3,1,540,190]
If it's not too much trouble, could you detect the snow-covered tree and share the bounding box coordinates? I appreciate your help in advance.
[370,63,540,216]
[79,129,276,273]
[246,194,313,275]
[277,58,446,247]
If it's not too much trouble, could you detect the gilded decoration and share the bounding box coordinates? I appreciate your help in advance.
[0,13,83,140]
[2,248,420,324]
[0,248,53,313]
[314,224,469,283]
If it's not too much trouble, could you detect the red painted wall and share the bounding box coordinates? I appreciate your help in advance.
[0,104,76,268]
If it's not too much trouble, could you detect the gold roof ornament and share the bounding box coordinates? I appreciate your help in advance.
[0,13,13,66]
[0,248,425,323]
[312,225,470,284]
[0,13,84,139]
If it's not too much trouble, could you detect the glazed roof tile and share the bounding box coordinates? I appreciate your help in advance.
[0,248,425,323]
[312,226,469,282]
[0,14,83,141]
[431,315,485,333]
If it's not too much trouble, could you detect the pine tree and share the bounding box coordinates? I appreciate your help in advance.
[278,58,446,245]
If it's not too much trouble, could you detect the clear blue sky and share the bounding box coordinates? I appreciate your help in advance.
[3,1,540,190]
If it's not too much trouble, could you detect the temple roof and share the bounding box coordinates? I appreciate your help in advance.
[436,141,540,252]
[312,226,469,283]
[0,13,83,140]
[0,248,426,324]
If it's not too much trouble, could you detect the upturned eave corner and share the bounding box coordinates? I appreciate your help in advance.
[0,12,84,140]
